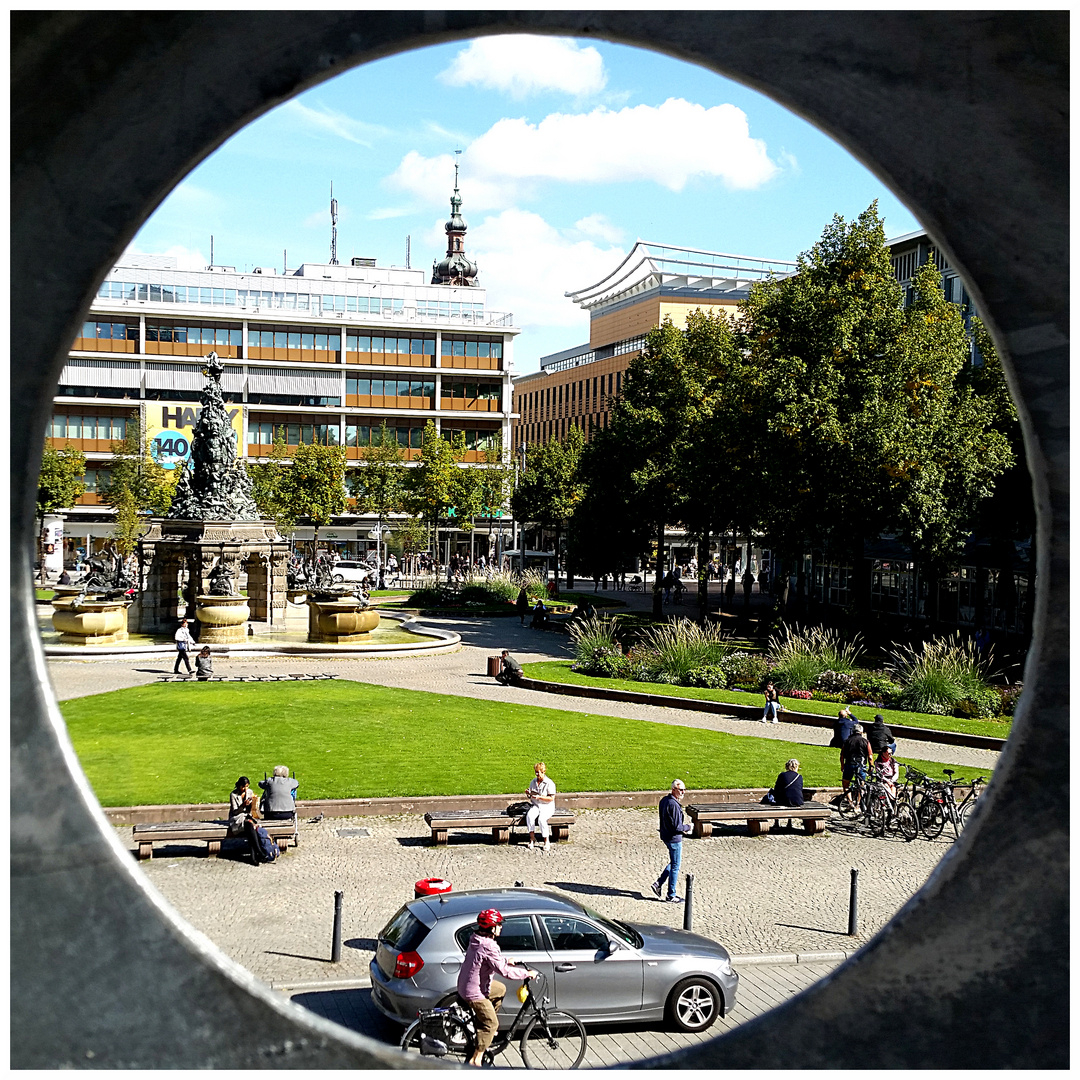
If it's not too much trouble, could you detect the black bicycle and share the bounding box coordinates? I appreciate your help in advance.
[400,972,587,1069]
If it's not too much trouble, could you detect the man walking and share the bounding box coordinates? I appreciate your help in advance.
[650,779,692,903]
[173,618,195,675]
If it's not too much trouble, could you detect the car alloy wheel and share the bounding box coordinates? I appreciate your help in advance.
[667,976,720,1033]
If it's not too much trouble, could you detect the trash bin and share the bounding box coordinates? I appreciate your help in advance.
[415,877,453,900]
[487,655,501,679]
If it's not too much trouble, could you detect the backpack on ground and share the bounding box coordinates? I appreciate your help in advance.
[244,818,280,863]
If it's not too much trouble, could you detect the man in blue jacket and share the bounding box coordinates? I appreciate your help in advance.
[650,779,692,903]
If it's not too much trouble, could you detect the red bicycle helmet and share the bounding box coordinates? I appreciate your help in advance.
[476,909,504,930]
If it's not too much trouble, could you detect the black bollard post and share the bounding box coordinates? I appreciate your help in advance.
[683,873,694,931]
[331,890,343,962]
[848,868,859,936]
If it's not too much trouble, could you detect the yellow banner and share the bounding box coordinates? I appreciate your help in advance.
[146,403,244,471]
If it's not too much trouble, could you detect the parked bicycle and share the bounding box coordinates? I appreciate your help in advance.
[918,769,987,839]
[400,972,587,1069]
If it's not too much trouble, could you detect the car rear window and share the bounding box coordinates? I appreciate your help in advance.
[379,906,430,952]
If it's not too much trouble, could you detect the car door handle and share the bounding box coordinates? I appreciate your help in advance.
[554,964,577,972]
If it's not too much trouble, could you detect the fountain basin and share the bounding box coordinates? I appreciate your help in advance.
[51,598,129,645]
[195,595,250,644]
[308,599,380,643]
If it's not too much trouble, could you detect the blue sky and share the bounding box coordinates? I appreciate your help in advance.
[130,34,922,373]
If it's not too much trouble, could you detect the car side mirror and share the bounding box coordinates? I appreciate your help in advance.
[606,938,623,954]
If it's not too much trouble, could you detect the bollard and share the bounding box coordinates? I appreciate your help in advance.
[331,890,343,962]
[683,872,694,931]
[848,868,859,936]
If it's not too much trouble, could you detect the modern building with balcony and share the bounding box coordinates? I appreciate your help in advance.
[511,241,796,453]
[46,180,518,564]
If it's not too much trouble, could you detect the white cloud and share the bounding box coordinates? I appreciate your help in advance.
[440,36,606,99]
[463,208,625,333]
[572,214,623,244]
[388,98,781,211]
[368,207,414,221]
[280,99,385,146]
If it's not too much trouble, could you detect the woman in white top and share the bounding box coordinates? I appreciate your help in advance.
[525,761,557,852]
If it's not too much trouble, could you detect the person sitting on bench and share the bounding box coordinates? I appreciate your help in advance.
[259,765,299,820]
[772,759,805,807]
[530,599,548,629]
[496,650,523,686]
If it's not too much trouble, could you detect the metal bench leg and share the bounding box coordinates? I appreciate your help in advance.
[206,840,221,858]
[138,842,153,860]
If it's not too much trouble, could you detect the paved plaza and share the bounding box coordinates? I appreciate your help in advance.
[50,590,997,1066]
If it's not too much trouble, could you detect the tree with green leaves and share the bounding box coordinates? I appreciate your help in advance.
[511,424,585,594]
[474,442,514,565]
[351,422,407,574]
[247,430,296,534]
[404,421,469,578]
[104,412,178,555]
[282,442,348,550]
[740,203,1016,623]
[36,439,86,580]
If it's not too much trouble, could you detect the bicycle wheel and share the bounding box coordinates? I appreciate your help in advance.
[958,796,978,831]
[400,1012,474,1065]
[895,801,919,842]
[918,795,946,839]
[837,782,861,820]
[867,794,887,837]
[520,1010,587,1069]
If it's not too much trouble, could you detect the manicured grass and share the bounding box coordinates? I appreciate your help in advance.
[35,589,55,602]
[522,661,1012,741]
[59,682,972,807]
[553,591,625,608]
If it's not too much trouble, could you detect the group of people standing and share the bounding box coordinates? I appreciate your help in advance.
[832,708,898,803]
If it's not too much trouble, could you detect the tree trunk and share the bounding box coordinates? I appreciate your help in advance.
[553,524,561,596]
[653,522,665,619]
[697,530,710,623]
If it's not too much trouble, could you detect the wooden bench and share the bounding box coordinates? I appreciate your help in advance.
[424,809,576,846]
[132,817,299,860]
[685,801,832,837]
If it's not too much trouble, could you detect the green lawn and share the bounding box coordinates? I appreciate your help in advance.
[522,661,1012,741]
[36,589,55,602]
[62,681,976,807]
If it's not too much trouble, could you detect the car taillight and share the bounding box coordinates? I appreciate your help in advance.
[394,951,424,979]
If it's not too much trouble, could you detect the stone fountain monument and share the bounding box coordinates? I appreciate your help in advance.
[132,352,289,636]
[51,548,135,644]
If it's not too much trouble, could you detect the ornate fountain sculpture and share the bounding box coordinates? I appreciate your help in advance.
[302,553,380,644]
[51,546,136,645]
[133,352,289,637]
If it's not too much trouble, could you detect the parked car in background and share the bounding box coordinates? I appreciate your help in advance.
[331,560,376,585]
[370,888,738,1033]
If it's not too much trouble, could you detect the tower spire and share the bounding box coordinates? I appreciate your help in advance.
[430,152,478,287]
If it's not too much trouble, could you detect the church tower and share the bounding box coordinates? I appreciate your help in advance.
[431,162,479,287]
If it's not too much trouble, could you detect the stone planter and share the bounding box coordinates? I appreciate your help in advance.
[51,598,129,645]
[195,594,250,644]
[308,599,380,643]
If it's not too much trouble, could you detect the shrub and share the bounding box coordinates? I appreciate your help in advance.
[519,568,550,600]
[572,645,630,679]
[814,669,856,694]
[768,624,864,689]
[568,614,623,674]
[998,684,1023,716]
[464,570,520,605]
[408,586,447,607]
[637,618,733,684]
[721,652,771,688]
[888,634,999,715]
[850,670,902,705]
[953,686,1001,719]
[812,690,848,703]
[684,665,728,689]
[784,689,813,700]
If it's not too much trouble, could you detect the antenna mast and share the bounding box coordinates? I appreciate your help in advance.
[209,235,214,269]
[406,235,411,269]
[330,182,339,265]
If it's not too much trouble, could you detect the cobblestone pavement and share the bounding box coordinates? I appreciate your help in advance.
[48,604,999,772]
[287,957,842,1067]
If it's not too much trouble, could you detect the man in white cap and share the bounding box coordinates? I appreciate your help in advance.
[651,779,692,902]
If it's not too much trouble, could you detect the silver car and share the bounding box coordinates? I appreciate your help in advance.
[331,560,375,585]
[369,888,738,1033]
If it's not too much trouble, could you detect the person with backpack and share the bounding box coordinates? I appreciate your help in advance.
[868,714,897,756]
[840,724,873,807]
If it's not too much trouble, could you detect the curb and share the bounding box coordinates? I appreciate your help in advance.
[518,677,1006,752]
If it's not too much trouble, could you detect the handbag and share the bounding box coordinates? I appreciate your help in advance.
[760,790,776,805]
[505,800,532,817]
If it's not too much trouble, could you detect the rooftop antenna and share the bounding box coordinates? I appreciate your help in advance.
[406,235,411,269]
[454,147,462,189]
[330,182,339,265]
[283,248,287,275]
[209,235,214,269]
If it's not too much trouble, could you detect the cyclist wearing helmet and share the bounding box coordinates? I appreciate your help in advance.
[457,909,539,1066]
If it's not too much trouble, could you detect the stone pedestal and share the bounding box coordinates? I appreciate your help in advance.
[51,598,130,645]
[195,595,250,644]
[308,599,380,643]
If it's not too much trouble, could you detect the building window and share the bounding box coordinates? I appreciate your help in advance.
[50,413,128,440]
